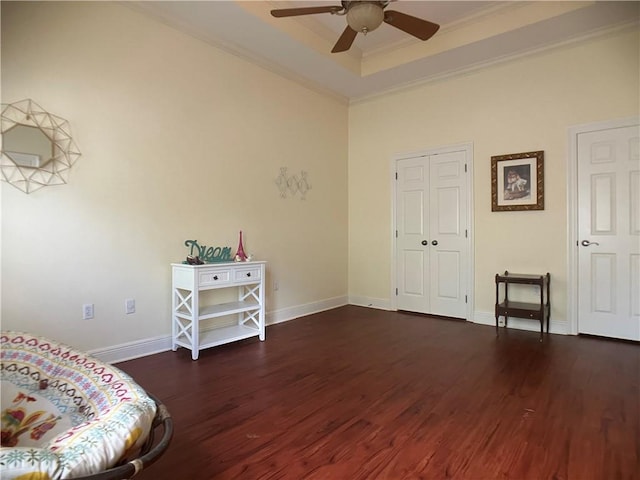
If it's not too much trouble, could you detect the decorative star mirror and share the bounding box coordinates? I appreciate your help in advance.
[1,99,81,193]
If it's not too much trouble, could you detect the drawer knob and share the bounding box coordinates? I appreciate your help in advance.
[213,275,219,280]
[246,272,251,277]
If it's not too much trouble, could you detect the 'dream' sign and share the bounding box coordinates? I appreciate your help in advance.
[184,239,232,263]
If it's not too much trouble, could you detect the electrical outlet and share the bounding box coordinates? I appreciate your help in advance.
[273,281,279,291]
[125,298,135,314]
[83,304,94,320]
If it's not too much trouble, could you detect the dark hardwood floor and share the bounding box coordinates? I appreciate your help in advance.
[117,306,639,479]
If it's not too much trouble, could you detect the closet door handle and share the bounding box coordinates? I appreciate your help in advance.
[432,240,438,246]
[581,240,600,247]
[421,240,428,246]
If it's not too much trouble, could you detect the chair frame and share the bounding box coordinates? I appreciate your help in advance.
[72,393,173,480]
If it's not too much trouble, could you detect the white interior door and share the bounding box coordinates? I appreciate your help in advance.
[577,124,640,340]
[396,150,468,318]
[396,156,429,313]
[428,152,468,318]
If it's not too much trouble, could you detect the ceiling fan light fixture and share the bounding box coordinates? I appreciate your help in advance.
[346,2,384,34]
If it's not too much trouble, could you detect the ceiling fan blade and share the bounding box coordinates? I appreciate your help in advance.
[271,6,343,18]
[383,10,440,41]
[332,26,358,53]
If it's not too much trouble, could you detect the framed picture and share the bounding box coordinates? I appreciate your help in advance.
[491,150,544,211]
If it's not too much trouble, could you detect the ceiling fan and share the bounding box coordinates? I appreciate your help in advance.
[270,1,440,53]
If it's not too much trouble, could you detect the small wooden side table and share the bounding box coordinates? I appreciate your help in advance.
[495,271,550,340]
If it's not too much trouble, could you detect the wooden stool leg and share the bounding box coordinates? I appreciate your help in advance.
[540,320,543,342]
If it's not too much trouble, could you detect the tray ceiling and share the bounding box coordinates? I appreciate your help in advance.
[129,1,639,102]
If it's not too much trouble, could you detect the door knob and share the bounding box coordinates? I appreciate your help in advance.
[581,240,600,247]
[421,240,428,246]
[432,240,438,246]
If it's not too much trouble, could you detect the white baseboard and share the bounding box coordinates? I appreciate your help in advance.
[89,335,173,364]
[348,295,393,310]
[267,296,348,325]
[346,299,570,337]
[472,310,570,335]
[93,296,349,364]
[93,302,572,365]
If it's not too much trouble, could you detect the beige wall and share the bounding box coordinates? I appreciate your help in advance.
[349,29,640,326]
[2,2,638,353]
[1,2,348,350]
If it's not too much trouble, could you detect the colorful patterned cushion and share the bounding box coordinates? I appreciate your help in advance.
[0,332,156,480]
[1,380,74,448]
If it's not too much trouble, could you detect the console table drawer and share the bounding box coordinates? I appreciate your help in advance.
[199,269,231,286]
[233,267,261,282]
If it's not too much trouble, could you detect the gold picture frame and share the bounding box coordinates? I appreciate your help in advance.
[491,150,544,211]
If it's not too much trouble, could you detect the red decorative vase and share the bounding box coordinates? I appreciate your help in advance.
[235,231,248,261]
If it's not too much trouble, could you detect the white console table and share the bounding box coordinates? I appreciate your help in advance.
[171,261,266,360]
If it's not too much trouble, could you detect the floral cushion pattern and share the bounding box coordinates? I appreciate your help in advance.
[1,381,74,448]
[0,332,156,480]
